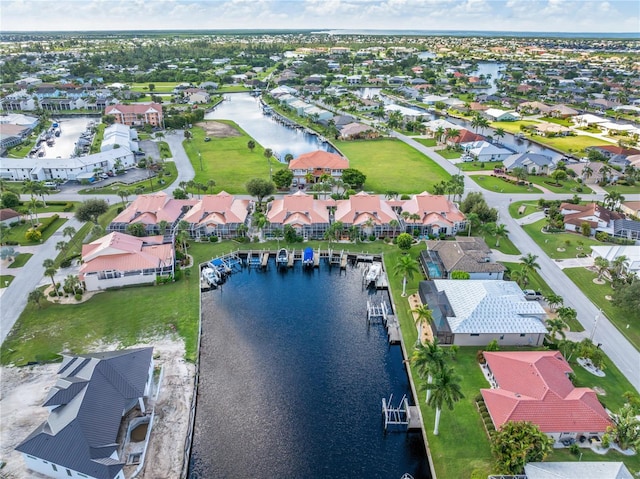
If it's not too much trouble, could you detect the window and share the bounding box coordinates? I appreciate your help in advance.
[470,333,479,337]
[499,335,504,340]
[67,469,72,476]
[52,464,58,472]
[520,333,526,337]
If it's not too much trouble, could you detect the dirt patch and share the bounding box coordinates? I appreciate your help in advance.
[593,386,607,396]
[0,337,195,479]
[196,121,241,138]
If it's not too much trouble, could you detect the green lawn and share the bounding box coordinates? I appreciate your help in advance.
[7,253,32,268]
[527,134,609,156]
[217,85,251,92]
[540,116,573,127]
[130,82,181,93]
[470,174,542,194]
[489,120,538,134]
[458,162,503,172]
[603,184,640,195]
[522,219,605,259]
[563,267,639,351]
[526,175,592,194]
[3,217,67,246]
[481,232,520,255]
[414,138,437,147]
[79,162,178,195]
[334,138,451,194]
[435,148,462,159]
[184,121,284,194]
[0,275,14,288]
[90,124,106,154]
[508,200,539,218]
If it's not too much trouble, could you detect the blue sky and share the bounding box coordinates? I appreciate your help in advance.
[1,0,638,33]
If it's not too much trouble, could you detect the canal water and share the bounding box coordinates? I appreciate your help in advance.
[189,262,430,479]
[41,116,95,159]
[205,94,337,161]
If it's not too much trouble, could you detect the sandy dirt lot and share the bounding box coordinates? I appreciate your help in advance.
[197,120,241,138]
[0,338,195,479]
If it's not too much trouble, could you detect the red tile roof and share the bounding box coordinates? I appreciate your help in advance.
[112,192,195,226]
[334,192,397,225]
[267,191,330,226]
[400,191,466,224]
[181,191,249,227]
[448,128,484,144]
[105,102,162,115]
[0,208,20,221]
[481,351,612,434]
[289,150,349,170]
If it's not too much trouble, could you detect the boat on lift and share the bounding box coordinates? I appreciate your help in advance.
[276,248,288,267]
[303,247,314,267]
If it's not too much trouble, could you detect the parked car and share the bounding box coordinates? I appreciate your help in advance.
[43,181,57,188]
[523,289,543,300]
[204,137,211,142]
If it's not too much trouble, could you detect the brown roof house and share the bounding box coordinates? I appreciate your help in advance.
[181,192,250,239]
[420,237,506,280]
[79,232,174,291]
[289,150,349,185]
[560,202,623,236]
[0,208,21,226]
[399,192,467,237]
[104,102,163,127]
[265,191,331,240]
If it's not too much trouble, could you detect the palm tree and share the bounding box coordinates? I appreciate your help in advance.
[600,164,611,185]
[64,274,81,295]
[557,307,577,329]
[118,190,128,207]
[157,220,169,236]
[412,304,434,343]
[544,293,563,312]
[610,255,628,281]
[28,289,46,308]
[466,212,480,237]
[42,258,59,297]
[55,240,67,256]
[494,127,506,143]
[389,219,400,238]
[176,230,190,255]
[494,223,509,247]
[425,364,465,435]
[393,254,420,297]
[434,126,445,144]
[519,253,540,278]
[546,318,567,342]
[412,338,446,403]
[207,179,216,194]
[594,256,609,281]
[510,268,528,288]
[582,165,593,182]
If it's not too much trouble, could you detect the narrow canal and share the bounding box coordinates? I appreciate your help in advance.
[205,93,337,161]
[189,262,430,479]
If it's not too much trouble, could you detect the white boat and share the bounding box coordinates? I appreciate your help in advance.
[201,266,221,286]
[365,262,382,283]
[276,248,288,266]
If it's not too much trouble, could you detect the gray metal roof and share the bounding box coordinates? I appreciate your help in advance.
[16,347,153,479]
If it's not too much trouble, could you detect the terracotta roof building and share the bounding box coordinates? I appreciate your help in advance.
[181,191,250,239]
[104,102,163,127]
[265,191,331,239]
[481,351,612,443]
[80,232,174,291]
[334,192,399,239]
[399,191,466,237]
[289,150,349,185]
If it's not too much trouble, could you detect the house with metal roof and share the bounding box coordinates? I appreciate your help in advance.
[418,280,547,346]
[481,351,612,444]
[503,152,556,174]
[16,347,154,479]
[524,461,632,479]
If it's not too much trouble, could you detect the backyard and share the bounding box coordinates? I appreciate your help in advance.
[334,138,451,194]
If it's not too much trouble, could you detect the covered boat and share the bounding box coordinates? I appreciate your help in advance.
[303,247,314,267]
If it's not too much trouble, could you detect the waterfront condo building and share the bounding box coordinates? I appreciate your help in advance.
[104,103,163,127]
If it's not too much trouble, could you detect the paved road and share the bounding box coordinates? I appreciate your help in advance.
[392,131,640,391]
[163,129,196,193]
[0,216,84,344]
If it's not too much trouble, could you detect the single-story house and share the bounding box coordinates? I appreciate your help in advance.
[334,192,399,239]
[503,152,555,174]
[422,118,459,135]
[621,200,640,217]
[399,192,466,237]
[591,245,640,278]
[524,462,632,479]
[384,104,424,122]
[481,351,612,443]
[265,191,331,240]
[0,208,21,226]
[418,280,548,346]
[463,141,513,162]
[181,192,250,239]
[80,232,174,291]
[339,122,377,140]
[289,150,349,185]
[533,122,572,137]
[420,237,505,280]
[16,347,154,479]
[446,128,484,146]
[483,108,521,122]
[573,113,608,127]
[560,202,623,236]
[516,101,552,114]
[550,104,579,118]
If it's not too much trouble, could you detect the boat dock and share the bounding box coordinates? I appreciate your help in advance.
[366,300,400,344]
[381,394,422,432]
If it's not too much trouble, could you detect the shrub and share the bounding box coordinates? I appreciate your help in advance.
[48,290,58,297]
[74,293,83,301]
[595,231,609,242]
[209,235,219,242]
[569,443,580,455]
[63,202,74,212]
[477,350,486,364]
[25,228,42,242]
[36,214,60,234]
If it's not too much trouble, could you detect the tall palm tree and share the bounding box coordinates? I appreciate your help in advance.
[28,289,45,308]
[544,292,563,312]
[494,127,506,143]
[411,304,434,343]
[425,364,464,435]
[207,179,216,194]
[64,274,81,295]
[393,254,420,297]
[519,253,540,278]
[466,212,480,237]
[412,338,445,403]
[42,258,59,297]
[510,268,528,288]
[557,307,577,329]
[494,223,509,247]
[610,255,628,280]
[600,164,611,185]
[582,165,593,182]
[594,256,609,281]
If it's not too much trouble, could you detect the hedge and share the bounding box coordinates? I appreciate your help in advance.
[36,214,59,233]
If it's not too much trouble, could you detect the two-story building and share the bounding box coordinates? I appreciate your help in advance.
[288,150,349,185]
[104,103,163,127]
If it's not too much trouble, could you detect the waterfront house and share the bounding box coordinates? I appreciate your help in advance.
[79,232,174,291]
[549,104,579,118]
[503,152,556,174]
[419,237,506,280]
[16,347,153,479]
[418,280,548,346]
[560,202,623,236]
[265,191,331,240]
[525,462,632,479]
[334,192,399,239]
[445,129,484,146]
[105,103,163,127]
[516,101,552,114]
[398,191,466,236]
[481,351,612,444]
[463,141,513,162]
[108,192,195,237]
[288,150,349,185]
[181,192,250,239]
[483,108,521,122]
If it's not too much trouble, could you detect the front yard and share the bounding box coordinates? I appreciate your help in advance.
[469,174,542,194]
[521,219,606,260]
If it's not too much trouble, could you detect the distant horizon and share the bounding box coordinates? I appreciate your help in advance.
[1,0,638,35]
